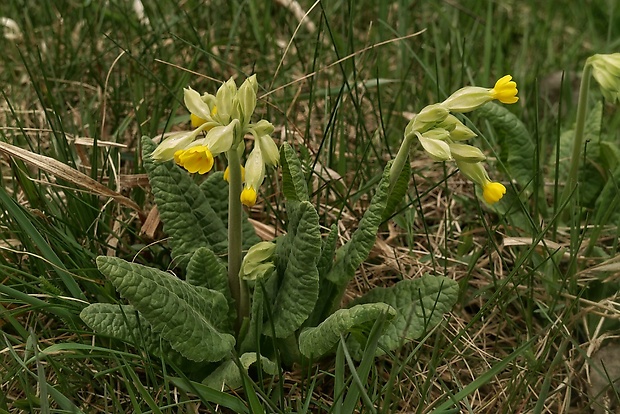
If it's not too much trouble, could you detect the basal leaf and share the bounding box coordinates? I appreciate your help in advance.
[141,137,227,265]
[96,256,235,362]
[281,142,309,202]
[200,171,261,250]
[298,303,396,358]
[478,102,534,192]
[317,224,338,277]
[268,201,321,338]
[80,304,185,364]
[186,247,229,297]
[350,275,459,355]
[202,353,278,390]
[326,161,393,286]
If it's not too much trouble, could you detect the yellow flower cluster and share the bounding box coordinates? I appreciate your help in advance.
[151,75,280,207]
[405,75,519,204]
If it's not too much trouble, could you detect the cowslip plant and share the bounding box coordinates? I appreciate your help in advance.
[80,74,517,390]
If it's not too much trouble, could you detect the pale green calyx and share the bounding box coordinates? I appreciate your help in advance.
[240,241,276,281]
[588,53,620,103]
[448,142,486,163]
[236,74,258,124]
[405,104,450,137]
[416,131,452,161]
[202,119,239,155]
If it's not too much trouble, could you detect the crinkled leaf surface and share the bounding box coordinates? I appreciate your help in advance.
[326,161,393,286]
[96,256,235,362]
[298,303,396,358]
[200,171,261,250]
[268,201,321,338]
[478,102,534,193]
[142,137,227,265]
[350,275,458,355]
[202,353,278,390]
[186,247,230,298]
[80,304,187,365]
[281,142,309,202]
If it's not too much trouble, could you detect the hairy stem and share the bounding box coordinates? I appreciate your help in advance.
[227,146,248,331]
[389,132,414,187]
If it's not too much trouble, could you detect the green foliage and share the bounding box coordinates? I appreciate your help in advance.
[350,275,459,356]
[202,352,278,391]
[280,142,309,202]
[326,161,394,286]
[94,256,235,362]
[477,102,535,193]
[142,137,228,263]
[298,303,396,358]
[268,201,321,338]
[80,304,185,363]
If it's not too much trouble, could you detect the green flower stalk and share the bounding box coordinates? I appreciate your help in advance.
[391,75,519,204]
[151,75,279,330]
[562,53,620,206]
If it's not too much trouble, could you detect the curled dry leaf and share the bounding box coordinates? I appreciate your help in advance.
[0,141,142,214]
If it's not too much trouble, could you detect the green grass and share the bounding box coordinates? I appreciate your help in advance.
[1,0,620,412]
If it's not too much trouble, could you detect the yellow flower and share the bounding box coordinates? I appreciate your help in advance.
[482,181,506,204]
[174,145,214,174]
[223,165,245,182]
[190,113,207,128]
[490,75,519,104]
[240,187,257,207]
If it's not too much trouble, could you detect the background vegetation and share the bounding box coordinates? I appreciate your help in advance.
[1,0,619,412]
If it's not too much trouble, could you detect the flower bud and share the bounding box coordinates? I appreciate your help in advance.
[448,143,486,163]
[589,53,620,103]
[215,78,237,123]
[417,132,452,161]
[405,104,450,136]
[237,75,258,124]
[240,241,276,281]
[204,119,238,155]
[257,134,280,166]
[184,87,214,122]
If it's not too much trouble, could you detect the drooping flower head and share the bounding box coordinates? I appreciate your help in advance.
[588,53,620,103]
[151,75,280,207]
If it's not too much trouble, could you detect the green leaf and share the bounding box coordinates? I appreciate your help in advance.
[317,224,338,277]
[326,161,393,286]
[186,247,230,298]
[268,201,321,338]
[298,303,396,358]
[594,164,620,225]
[382,161,411,221]
[80,304,181,359]
[141,136,228,265]
[350,275,459,355]
[200,171,261,250]
[281,142,309,202]
[169,377,249,413]
[478,102,534,192]
[202,353,278,390]
[96,256,235,362]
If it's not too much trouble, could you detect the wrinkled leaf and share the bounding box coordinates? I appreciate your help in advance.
[268,201,321,337]
[80,304,185,364]
[350,275,459,355]
[326,161,393,286]
[142,137,227,265]
[298,303,396,358]
[281,142,309,202]
[186,247,232,319]
[96,256,235,362]
[202,353,278,390]
[478,102,534,192]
